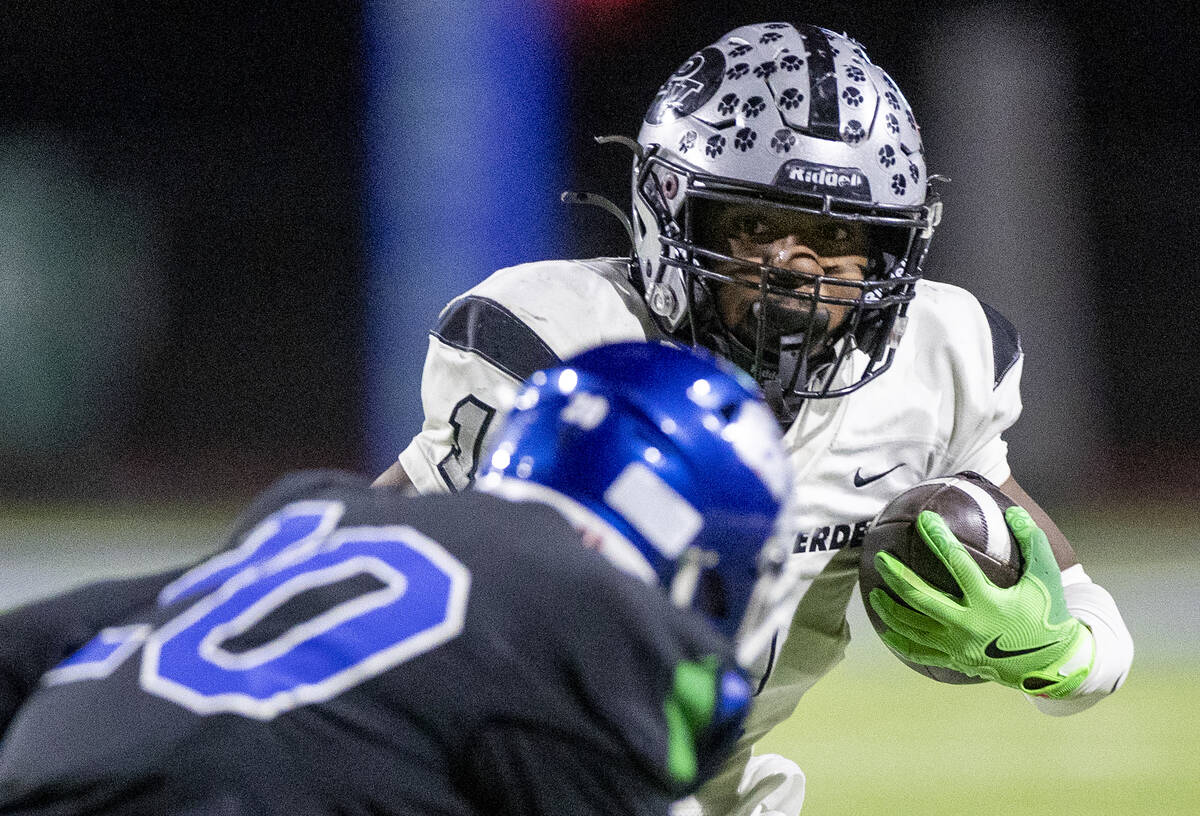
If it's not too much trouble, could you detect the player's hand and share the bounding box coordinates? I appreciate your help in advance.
[866,507,1094,697]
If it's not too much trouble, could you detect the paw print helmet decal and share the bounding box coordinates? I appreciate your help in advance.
[632,23,942,417]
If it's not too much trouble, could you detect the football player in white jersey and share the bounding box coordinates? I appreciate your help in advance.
[375,22,1134,816]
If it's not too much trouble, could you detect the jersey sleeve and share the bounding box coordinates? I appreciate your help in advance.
[396,260,660,494]
[918,286,1024,483]
[0,567,186,735]
[397,324,528,495]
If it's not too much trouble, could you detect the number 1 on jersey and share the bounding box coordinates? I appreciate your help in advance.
[437,395,496,491]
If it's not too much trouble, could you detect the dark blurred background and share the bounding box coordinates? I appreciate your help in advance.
[2,0,1196,505]
[4,10,1196,810]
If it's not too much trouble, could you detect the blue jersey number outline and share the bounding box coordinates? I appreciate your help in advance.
[48,501,471,720]
[158,500,347,607]
[43,624,152,686]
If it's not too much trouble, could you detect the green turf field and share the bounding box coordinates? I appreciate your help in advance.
[760,649,1195,815]
[1,501,1196,814]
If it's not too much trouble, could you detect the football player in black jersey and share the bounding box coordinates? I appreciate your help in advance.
[0,341,797,816]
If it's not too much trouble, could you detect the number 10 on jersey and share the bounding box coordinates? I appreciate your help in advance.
[45,502,472,720]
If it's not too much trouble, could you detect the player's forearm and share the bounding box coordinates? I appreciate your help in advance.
[998,477,1079,571]
[1028,564,1133,716]
[372,460,415,490]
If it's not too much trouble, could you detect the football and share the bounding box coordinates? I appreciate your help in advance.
[860,471,1022,684]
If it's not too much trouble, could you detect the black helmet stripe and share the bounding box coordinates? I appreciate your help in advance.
[797,25,841,140]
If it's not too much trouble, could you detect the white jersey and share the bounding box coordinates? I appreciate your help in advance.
[397,257,1024,815]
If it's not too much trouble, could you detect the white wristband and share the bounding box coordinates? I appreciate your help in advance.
[1028,564,1134,716]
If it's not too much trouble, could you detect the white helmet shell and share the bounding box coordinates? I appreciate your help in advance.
[639,22,925,205]
[629,23,939,411]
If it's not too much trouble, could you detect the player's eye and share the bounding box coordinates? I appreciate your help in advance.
[812,224,867,256]
[734,217,783,243]
[731,217,762,236]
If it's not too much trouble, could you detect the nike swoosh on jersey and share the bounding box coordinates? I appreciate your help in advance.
[984,635,1060,659]
[852,464,905,488]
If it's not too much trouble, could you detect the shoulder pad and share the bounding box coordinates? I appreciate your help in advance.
[978,301,1022,387]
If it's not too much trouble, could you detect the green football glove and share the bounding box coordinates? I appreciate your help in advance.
[867,506,1094,697]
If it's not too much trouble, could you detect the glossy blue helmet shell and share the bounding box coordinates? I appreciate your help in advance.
[479,341,790,642]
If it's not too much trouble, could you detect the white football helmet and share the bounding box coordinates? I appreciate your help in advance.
[631,23,942,421]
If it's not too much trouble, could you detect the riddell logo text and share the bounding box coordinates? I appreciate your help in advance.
[793,520,871,553]
[774,160,873,202]
[787,167,863,189]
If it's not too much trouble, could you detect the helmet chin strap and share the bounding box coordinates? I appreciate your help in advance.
[725,303,833,425]
[668,545,720,609]
[776,307,830,396]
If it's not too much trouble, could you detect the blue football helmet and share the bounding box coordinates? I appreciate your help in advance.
[476,341,795,666]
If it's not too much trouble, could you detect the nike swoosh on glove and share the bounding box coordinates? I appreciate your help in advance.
[867,507,1094,697]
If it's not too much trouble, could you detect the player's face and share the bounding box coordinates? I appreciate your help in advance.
[698,204,868,351]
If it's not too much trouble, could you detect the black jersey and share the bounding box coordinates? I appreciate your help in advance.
[0,471,748,816]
